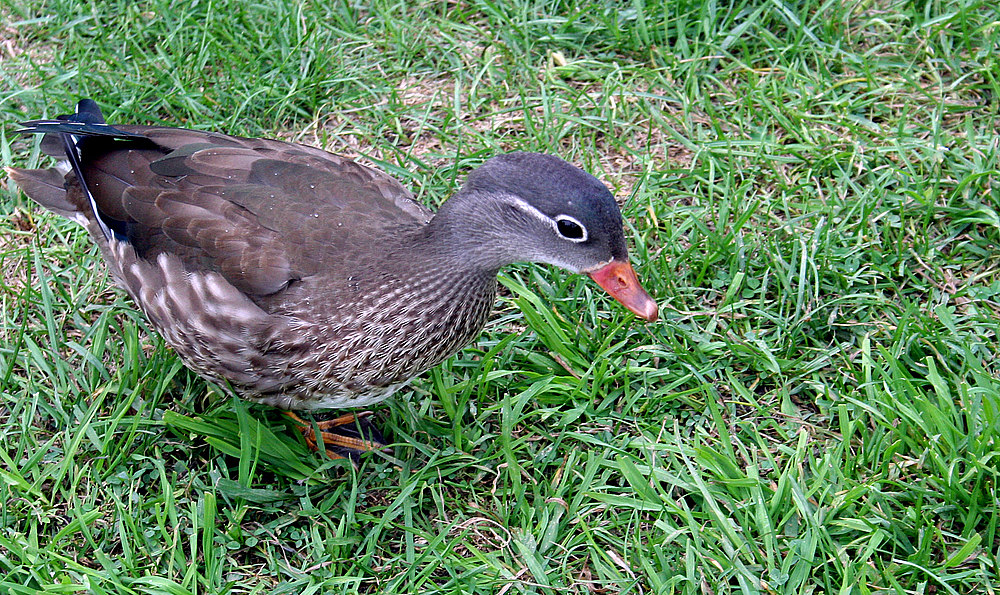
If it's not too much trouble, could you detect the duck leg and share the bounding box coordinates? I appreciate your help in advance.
[283,411,387,461]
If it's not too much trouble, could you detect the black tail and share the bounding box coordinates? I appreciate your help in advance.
[17,99,146,241]
[17,99,145,141]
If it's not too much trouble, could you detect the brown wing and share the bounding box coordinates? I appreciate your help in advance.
[78,126,432,299]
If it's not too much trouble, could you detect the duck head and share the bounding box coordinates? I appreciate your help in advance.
[436,152,658,322]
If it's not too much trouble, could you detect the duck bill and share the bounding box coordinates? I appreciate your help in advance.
[587,260,658,322]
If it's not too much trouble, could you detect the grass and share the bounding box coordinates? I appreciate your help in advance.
[1,0,998,592]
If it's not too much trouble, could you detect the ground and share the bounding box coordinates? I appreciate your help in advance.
[0,0,998,593]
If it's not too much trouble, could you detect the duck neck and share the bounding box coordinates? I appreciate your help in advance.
[392,215,495,275]
[369,221,499,353]
[412,193,525,274]
[366,218,500,315]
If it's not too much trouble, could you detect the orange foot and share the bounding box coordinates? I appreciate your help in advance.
[283,411,387,462]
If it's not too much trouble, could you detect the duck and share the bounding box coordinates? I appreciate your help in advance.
[7,99,658,458]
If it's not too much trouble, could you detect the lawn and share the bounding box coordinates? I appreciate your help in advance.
[1,0,998,593]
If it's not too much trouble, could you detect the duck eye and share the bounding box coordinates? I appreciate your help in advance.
[555,216,586,241]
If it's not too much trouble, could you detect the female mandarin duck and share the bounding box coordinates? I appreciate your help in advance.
[8,99,657,458]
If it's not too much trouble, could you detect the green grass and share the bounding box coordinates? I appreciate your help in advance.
[1,0,998,592]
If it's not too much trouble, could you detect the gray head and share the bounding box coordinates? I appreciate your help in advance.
[435,152,658,321]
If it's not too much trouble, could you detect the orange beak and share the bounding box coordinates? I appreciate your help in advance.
[587,260,658,322]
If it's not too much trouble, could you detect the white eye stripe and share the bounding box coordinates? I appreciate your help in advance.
[504,195,553,225]
[504,196,589,243]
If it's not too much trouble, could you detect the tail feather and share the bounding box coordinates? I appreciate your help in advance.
[17,119,146,141]
[15,99,146,241]
[6,166,85,223]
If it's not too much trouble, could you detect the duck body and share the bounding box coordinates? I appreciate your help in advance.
[9,100,657,411]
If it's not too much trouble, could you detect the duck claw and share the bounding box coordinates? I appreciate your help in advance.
[284,411,388,463]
